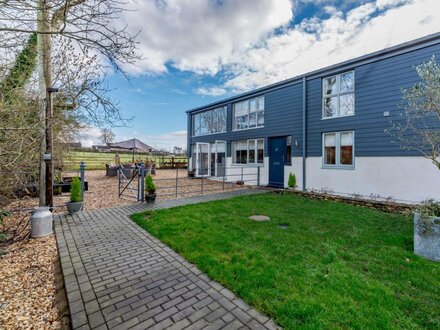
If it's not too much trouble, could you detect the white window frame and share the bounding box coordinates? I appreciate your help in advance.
[192,106,227,137]
[232,96,265,131]
[232,138,264,165]
[322,71,355,119]
[322,131,355,169]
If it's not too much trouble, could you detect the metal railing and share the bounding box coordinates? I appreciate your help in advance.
[117,163,149,201]
[154,166,261,198]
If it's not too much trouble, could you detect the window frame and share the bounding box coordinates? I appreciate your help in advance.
[232,138,265,165]
[232,96,265,131]
[322,71,355,119]
[192,106,227,137]
[322,131,355,169]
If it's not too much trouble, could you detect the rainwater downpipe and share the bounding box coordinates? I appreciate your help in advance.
[302,76,307,192]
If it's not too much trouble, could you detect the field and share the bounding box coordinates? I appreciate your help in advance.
[65,150,187,170]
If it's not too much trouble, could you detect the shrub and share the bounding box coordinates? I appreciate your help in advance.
[288,173,296,188]
[418,199,440,217]
[145,174,156,194]
[70,177,83,202]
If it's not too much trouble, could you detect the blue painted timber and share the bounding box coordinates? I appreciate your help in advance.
[268,137,287,186]
[188,33,440,159]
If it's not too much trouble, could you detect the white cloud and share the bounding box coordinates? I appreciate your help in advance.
[77,127,102,147]
[223,0,440,91]
[121,0,294,75]
[376,0,412,10]
[120,0,440,93]
[195,86,228,96]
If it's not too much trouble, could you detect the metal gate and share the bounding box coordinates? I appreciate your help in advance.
[117,164,146,201]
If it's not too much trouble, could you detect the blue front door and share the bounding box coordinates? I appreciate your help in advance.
[269,137,286,187]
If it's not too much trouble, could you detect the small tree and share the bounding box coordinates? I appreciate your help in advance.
[145,174,156,194]
[288,173,297,188]
[70,177,83,202]
[391,56,440,170]
[100,128,115,145]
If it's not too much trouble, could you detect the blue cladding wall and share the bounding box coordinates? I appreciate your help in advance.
[189,83,303,157]
[306,42,440,157]
[189,39,440,158]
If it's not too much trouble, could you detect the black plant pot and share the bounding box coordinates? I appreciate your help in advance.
[66,201,83,214]
[145,193,157,203]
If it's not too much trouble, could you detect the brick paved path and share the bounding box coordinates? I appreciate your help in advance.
[54,189,280,330]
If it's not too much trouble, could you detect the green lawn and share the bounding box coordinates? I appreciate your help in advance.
[131,193,440,329]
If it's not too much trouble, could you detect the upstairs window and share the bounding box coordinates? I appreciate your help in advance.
[192,107,227,136]
[233,96,264,130]
[323,131,354,168]
[323,71,354,119]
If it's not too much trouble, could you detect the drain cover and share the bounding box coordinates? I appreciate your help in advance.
[249,215,270,222]
[277,224,289,229]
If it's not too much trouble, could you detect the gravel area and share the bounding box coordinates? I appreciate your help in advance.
[0,169,248,329]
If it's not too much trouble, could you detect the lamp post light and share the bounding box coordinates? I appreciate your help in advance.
[45,86,59,208]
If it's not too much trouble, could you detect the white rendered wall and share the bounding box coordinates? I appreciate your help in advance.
[225,157,269,186]
[305,156,440,203]
[284,157,303,189]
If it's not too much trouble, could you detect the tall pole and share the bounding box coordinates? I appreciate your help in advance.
[37,0,47,206]
[37,0,54,207]
[45,16,54,207]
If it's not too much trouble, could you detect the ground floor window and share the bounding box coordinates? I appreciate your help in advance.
[323,131,354,167]
[232,139,264,164]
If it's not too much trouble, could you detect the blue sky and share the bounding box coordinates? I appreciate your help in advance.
[80,0,440,150]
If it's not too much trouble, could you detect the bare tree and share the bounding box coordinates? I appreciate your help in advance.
[100,128,115,145]
[0,0,140,205]
[391,56,440,170]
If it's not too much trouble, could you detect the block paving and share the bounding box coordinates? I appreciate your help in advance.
[54,189,280,329]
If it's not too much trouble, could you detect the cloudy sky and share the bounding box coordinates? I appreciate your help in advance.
[81,0,440,150]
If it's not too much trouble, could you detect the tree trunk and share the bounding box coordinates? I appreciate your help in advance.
[37,0,46,206]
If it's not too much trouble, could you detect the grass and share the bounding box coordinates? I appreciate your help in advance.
[131,193,440,329]
[65,151,187,170]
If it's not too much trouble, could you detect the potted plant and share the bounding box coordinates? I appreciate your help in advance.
[66,177,83,214]
[145,174,157,203]
[288,172,297,189]
[414,200,440,262]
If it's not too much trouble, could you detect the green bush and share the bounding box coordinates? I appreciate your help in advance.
[288,172,297,188]
[145,174,156,194]
[418,200,440,217]
[70,177,83,202]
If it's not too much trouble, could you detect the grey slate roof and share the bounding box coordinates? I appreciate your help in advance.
[109,138,154,151]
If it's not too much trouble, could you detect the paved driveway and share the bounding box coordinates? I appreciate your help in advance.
[54,190,280,329]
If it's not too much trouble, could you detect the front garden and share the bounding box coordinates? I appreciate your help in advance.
[132,193,440,329]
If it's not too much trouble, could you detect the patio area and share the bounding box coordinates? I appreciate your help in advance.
[54,189,279,329]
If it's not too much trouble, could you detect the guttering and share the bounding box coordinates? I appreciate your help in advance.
[302,76,307,192]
